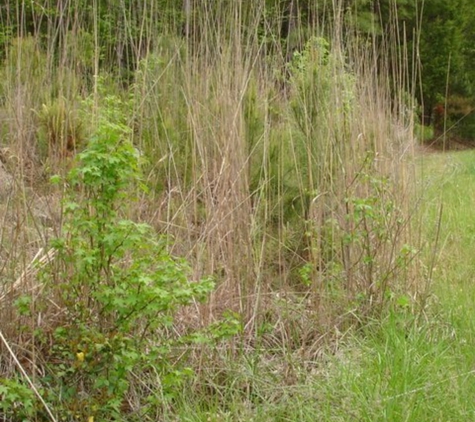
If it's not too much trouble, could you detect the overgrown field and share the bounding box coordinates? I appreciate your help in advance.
[174,149,475,421]
[172,150,475,421]
[0,2,473,421]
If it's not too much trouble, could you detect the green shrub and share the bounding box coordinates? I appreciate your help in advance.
[24,93,235,420]
[0,378,36,421]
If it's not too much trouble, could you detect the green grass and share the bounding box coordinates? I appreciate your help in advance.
[175,310,475,421]
[328,150,475,421]
[325,149,475,421]
[421,151,475,284]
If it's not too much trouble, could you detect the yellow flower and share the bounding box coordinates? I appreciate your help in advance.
[76,351,85,362]
[88,417,94,422]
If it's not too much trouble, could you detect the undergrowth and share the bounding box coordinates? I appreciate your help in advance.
[0,1,448,420]
[1,95,239,421]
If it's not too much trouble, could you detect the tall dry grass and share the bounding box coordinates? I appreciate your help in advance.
[0,0,423,388]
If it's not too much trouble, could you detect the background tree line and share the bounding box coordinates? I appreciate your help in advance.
[2,0,474,141]
[263,0,475,140]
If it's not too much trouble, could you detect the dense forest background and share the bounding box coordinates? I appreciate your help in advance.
[0,1,474,420]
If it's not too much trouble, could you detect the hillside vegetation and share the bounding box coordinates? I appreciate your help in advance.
[0,1,472,420]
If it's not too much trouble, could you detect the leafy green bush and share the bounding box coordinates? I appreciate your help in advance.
[26,94,234,420]
[0,378,36,421]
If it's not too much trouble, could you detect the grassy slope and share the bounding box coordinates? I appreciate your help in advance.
[322,150,475,421]
[322,150,475,422]
[174,150,475,421]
